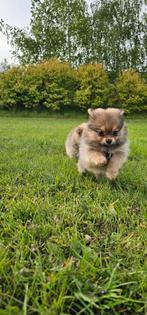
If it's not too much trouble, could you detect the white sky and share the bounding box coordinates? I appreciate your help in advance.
[0,0,31,63]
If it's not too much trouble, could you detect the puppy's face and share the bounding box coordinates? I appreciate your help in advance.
[87,108,127,147]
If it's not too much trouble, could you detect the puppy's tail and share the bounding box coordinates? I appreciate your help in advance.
[65,123,86,158]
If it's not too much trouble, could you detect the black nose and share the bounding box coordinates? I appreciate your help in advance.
[106,139,112,145]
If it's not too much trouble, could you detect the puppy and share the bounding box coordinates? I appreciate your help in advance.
[65,108,129,180]
[65,123,87,158]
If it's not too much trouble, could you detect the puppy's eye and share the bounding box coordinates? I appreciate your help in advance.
[97,130,104,136]
[112,130,118,136]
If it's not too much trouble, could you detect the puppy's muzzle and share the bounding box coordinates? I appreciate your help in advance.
[106,138,112,145]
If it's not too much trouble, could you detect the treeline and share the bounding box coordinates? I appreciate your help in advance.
[0,0,147,73]
[0,59,146,113]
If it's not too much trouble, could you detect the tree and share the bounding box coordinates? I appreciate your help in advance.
[30,0,91,65]
[0,0,90,65]
[0,59,11,72]
[89,0,147,73]
[0,0,146,71]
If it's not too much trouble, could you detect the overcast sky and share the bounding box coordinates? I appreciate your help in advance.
[0,0,31,63]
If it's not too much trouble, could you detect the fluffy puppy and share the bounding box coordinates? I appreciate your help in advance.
[65,108,129,180]
[65,123,87,158]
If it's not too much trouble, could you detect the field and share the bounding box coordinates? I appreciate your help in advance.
[0,115,147,315]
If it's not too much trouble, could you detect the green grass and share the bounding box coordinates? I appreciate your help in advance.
[0,116,147,315]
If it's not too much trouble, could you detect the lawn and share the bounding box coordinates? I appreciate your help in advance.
[0,115,147,315]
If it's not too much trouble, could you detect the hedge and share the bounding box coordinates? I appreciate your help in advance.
[0,59,146,113]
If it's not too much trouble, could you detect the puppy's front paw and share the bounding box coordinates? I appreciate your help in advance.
[106,169,118,180]
[93,155,107,166]
[77,161,86,174]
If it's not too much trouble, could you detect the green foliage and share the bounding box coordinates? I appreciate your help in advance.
[37,60,78,111]
[116,69,147,113]
[0,0,90,66]
[0,59,78,112]
[1,0,146,71]
[0,67,25,110]
[30,0,90,65]
[90,0,147,73]
[0,59,146,113]
[75,63,110,110]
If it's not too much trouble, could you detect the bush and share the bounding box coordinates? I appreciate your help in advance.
[75,64,110,110]
[116,69,147,113]
[37,59,78,112]
[0,67,26,110]
[0,60,146,114]
[0,59,78,112]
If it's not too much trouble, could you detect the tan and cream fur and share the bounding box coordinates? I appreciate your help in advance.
[65,108,129,180]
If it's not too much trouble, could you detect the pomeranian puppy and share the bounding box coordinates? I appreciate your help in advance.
[65,108,129,180]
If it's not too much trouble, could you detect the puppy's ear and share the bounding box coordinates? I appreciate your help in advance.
[88,108,95,119]
[119,109,124,116]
